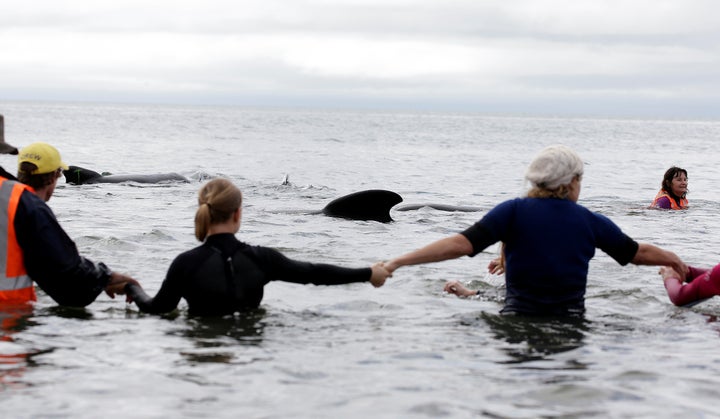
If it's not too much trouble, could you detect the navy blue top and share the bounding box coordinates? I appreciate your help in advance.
[127,233,371,316]
[461,197,639,316]
[1,168,111,307]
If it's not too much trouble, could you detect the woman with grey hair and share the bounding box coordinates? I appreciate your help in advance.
[383,145,687,316]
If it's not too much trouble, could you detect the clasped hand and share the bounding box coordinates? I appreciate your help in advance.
[104,272,140,302]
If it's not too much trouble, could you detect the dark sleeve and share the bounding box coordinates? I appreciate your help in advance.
[459,200,513,256]
[653,196,671,209]
[250,246,371,285]
[460,221,497,257]
[126,256,187,314]
[604,234,638,266]
[15,191,110,307]
[593,213,639,266]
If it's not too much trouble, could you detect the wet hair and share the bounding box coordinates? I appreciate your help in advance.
[195,178,243,241]
[525,145,583,199]
[527,183,574,199]
[661,166,688,200]
[17,162,58,189]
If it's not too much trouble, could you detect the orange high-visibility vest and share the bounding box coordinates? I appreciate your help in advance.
[652,190,688,210]
[0,178,35,302]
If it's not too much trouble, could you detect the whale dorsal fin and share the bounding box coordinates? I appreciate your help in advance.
[322,190,402,223]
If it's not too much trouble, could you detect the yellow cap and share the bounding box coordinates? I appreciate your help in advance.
[18,142,69,175]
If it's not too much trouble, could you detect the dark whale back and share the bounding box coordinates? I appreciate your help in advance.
[63,165,189,185]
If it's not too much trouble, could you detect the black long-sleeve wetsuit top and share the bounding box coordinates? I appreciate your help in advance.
[126,233,371,316]
[1,167,112,307]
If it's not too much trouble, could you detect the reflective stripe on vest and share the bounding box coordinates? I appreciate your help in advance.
[652,190,688,210]
[0,178,35,302]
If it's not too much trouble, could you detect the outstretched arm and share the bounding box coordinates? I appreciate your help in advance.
[632,243,687,277]
[384,234,473,274]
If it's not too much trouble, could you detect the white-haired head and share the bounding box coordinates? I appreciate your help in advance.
[525,145,584,190]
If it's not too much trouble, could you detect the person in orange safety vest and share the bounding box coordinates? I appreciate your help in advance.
[651,166,688,210]
[0,142,137,305]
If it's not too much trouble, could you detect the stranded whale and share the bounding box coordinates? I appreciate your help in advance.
[316,191,481,223]
[62,166,479,223]
[63,165,189,185]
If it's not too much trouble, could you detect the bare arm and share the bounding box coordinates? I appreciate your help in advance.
[631,243,688,277]
[384,234,473,274]
[443,280,478,297]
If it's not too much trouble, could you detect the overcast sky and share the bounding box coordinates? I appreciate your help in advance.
[1,0,718,117]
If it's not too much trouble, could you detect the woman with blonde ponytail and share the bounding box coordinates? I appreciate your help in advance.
[126,178,390,316]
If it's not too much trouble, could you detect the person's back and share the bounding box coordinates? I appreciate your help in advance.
[173,236,267,316]
[465,196,636,315]
[501,198,595,313]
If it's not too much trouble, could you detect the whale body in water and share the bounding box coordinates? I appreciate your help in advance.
[317,190,481,222]
[63,166,479,223]
[63,165,189,185]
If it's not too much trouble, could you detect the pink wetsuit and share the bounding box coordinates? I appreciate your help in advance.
[664,265,720,307]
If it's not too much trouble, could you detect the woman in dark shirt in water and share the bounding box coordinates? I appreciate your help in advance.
[126,178,389,316]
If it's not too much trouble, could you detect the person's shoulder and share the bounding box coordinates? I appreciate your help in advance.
[244,243,280,258]
[581,205,618,226]
[17,187,50,213]
[172,244,206,262]
[493,197,525,209]
[241,243,293,268]
[0,166,17,181]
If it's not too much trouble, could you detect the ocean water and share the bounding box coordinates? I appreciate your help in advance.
[0,101,720,418]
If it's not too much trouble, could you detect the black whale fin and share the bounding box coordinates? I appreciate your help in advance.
[322,189,403,223]
[63,165,103,185]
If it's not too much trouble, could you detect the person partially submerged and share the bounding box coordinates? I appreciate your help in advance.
[659,264,720,307]
[383,145,687,317]
[125,178,390,316]
[651,166,688,210]
[0,142,135,305]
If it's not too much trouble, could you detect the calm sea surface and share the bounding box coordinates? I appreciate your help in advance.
[1,101,720,418]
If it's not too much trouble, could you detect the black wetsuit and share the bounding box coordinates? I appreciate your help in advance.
[0,167,112,307]
[126,233,371,316]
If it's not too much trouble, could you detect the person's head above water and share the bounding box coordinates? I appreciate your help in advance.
[16,142,69,196]
[525,145,584,200]
[17,142,68,175]
[660,166,688,199]
[195,178,243,241]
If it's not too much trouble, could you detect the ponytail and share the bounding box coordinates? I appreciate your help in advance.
[194,178,243,241]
